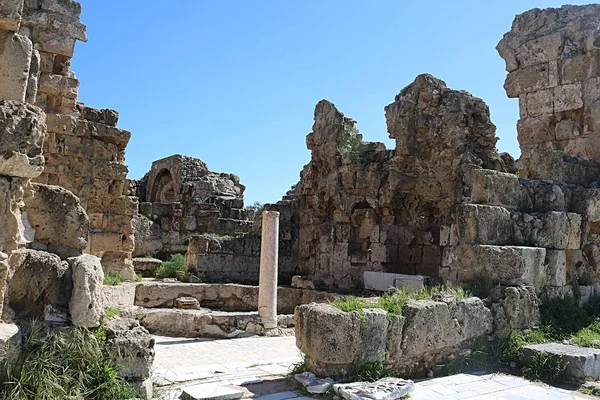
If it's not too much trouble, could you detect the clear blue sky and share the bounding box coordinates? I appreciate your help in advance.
[73,0,589,205]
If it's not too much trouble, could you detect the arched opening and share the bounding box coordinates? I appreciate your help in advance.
[150,169,176,203]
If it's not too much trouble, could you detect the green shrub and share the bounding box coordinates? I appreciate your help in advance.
[155,254,186,279]
[104,308,121,319]
[103,271,125,286]
[0,322,138,399]
[522,351,567,383]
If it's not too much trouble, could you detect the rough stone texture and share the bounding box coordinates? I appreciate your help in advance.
[470,169,531,210]
[68,254,103,327]
[0,0,24,32]
[491,286,541,339]
[295,75,512,290]
[443,245,547,288]
[497,4,600,184]
[104,317,155,380]
[25,182,89,258]
[295,298,492,377]
[134,155,250,258]
[0,33,33,102]
[7,248,71,319]
[0,100,45,178]
[295,303,362,366]
[134,281,338,314]
[521,343,600,383]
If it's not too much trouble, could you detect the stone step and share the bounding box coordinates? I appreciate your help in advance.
[442,244,547,287]
[139,308,294,339]
[471,169,531,210]
[454,204,582,249]
[132,257,162,272]
[521,343,600,383]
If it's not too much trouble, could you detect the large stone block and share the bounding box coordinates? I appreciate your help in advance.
[104,317,155,380]
[443,245,547,288]
[360,308,388,362]
[453,204,512,245]
[400,300,461,362]
[295,303,362,365]
[545,250,567,287]
[491,286,540,339]
[25,183,89,258]
[68,255,104,328]
[0,33,32,102]
[536,212,581,249]
[504,64,549,98]
[521,343,600,383]
[571,189,600,221]
[7,249,72,319]
[515,32,564,69]
[0,101,45,178]
[451,297,493,341]
[470,169,531,210]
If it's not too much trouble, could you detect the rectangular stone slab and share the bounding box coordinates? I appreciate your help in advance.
[181,383,244,400]
[521,343,600,383]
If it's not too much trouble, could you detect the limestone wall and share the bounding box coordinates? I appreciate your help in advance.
[296,75,514,290]
[16,0,137,278]
[497,4,600,184]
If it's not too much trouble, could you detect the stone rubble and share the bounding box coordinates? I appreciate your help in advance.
[333,377,415,400]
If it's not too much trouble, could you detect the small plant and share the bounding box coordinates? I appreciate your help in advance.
[531,231,554,248]
[155,254,186,279]
[134,272,143,282]
[337,123,368,159]
[462,276,496,300]
[353,360,392,382]
[105,308,121,319]
[522,351,567,383]
[289,353,311,376]
[104,271,125,286]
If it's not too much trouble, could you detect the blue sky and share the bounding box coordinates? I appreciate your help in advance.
[73,1,589,205]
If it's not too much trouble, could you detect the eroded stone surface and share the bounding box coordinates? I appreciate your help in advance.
[68,254,103,327]
[104,316,155,380]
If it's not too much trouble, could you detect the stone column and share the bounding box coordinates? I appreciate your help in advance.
[258,210,279,329]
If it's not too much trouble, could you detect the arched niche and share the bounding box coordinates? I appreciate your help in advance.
[150,168,176,203]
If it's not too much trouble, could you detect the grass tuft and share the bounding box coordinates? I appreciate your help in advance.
[0,322,139,399]
[155,254,186,279]
[103,271,125,286]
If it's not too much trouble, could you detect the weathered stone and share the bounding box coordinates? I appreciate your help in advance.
[364,271,425,292]
[104,317,155,380]
[360,308,388,362]
[0,100,45,178]
[0,0,24,32]
[25,183,89,258]
[386,315,405,360]
[491,286,540,339]
[521,343,600,383]
[470,169,531,210]
[0,33,32,102]
[175,296,200,310]
[443,245,547,288]
[451,297,493,341]
[536,212,581,249]
[68,254,104,328]
[545,250,567,287]
[7,249,71,319]
[295,303,361,365]
[453,204,512,245]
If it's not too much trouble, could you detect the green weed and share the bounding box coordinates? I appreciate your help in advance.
[155,254,186,279]
[103,271,125,286]
[522,351,567,383]
[105,308,121,319]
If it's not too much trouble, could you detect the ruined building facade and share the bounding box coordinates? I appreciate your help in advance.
[16,0,137,278]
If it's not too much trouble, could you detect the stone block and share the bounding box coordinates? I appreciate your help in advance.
[0,33,32,102]
[521,343,600,383]
[536,211,581,249]
[40,0,81,17]
[545,250,567,287]
[68,254,104,328]
[454,204,512,245]
[90,232,134,253]
[400,300,461,360]
[504,64,549,98]
[386,315,405,360]
[526,89,553,116]
[554,82,583,112]
[470,169,531,210]
[26,183,89,258]
[364,271,424,292]
[452,298,493,341]
[104,317,155,380]
[571,189,600,221]
[516,32,564,68]
[517,115,554,144]
[555,119,581,140]
[0,0,23,32]
[181,383,244,400]
[443,245,547,287]
[491,286,540,339]
[294,303,361,365]
[360,308,388,362]
[101,251,135,280]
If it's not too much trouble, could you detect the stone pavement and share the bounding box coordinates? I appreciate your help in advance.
[151,335,593,399]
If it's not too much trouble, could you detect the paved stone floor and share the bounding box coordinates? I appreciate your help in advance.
[151,335,593,399]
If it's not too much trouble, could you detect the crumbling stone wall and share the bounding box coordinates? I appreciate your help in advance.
[15,0,138,278]
[134,155,252,258]
[497,4,600,185]
[296,75,513,290]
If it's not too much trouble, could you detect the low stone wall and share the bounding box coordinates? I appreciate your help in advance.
[295,298,493,377]
[134,282,339,314]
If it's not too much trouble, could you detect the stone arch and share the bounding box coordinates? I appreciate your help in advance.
[150,168,176,203]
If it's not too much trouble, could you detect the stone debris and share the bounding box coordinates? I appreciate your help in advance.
[68,254,104,328]
[294,372,335,394]
[333,377,414,400]
[175,296,201,310]
[180,383,244,400]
